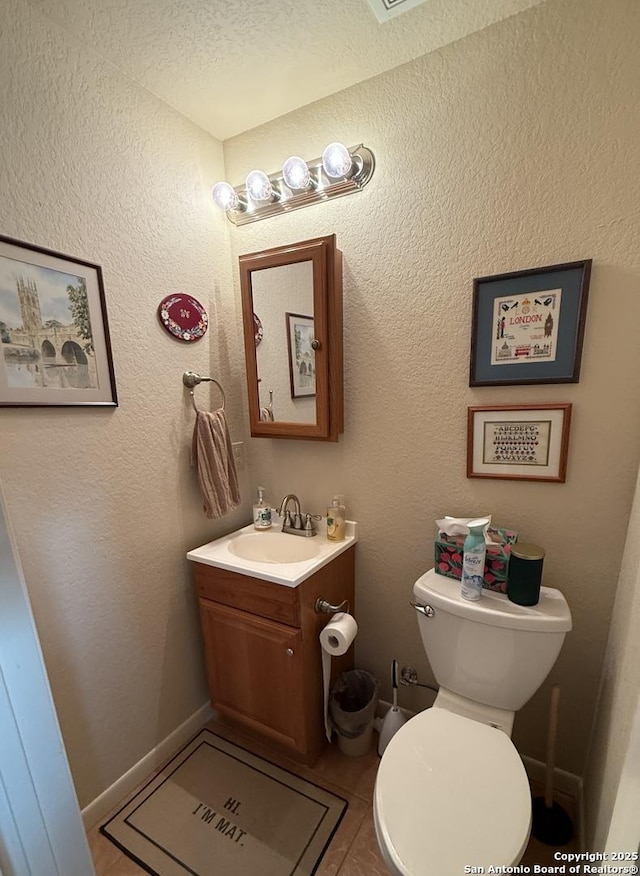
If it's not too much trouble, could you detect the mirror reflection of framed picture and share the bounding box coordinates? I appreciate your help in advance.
[285,312,316,399]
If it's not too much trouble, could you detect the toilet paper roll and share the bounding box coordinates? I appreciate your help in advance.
[320,612,358,741]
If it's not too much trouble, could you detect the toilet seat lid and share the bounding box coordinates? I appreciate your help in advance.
[374,708,531,876]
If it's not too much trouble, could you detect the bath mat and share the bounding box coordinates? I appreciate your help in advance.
[100,729,347,876]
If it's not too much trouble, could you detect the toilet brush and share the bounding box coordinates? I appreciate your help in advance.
[531,684,574,845]
[378,659,407,756]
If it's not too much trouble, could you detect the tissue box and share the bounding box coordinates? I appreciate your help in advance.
[434,527,518,593]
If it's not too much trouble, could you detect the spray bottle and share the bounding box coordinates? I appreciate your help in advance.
[460,517,490,601]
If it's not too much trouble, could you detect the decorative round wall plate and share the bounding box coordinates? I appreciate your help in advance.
[253,313,264,346]
[158,294,208,342]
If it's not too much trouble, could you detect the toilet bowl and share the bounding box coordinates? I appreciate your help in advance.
[374,708,531,875]
[374,568,572,874]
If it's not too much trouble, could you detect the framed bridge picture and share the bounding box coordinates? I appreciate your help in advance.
[469,260,592,386]
[0,235,117,406]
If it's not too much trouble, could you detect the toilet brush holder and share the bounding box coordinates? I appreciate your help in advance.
[531,684,574,845]
[378,659,407,756]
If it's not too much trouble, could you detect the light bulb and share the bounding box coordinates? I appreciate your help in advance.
[282,156,311,190]
[321,142,353,179]
[211,181,239,211]
[245,170,273,202]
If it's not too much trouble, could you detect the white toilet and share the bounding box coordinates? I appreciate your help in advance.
[374,568,572,875]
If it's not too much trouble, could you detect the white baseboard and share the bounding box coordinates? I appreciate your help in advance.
[521,755,583,799]
[82,702,215,830]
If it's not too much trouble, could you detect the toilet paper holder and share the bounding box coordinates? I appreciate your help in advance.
[315,597,349,614]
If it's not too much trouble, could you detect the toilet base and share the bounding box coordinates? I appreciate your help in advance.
[433,687,515,736]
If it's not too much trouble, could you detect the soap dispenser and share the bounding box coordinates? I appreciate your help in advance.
[327,495,346,542]
[253,486,272,530]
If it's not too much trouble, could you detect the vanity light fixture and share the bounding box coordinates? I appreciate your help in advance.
[321,142,354,179]
[212,142,375,226]
[282,155,314,191]
[245,169,277,203]
[211,181,243,211]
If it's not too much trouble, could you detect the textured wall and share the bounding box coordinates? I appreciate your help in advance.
[584,470,640,848]
[226,0,640,776]
[0,0,253,807]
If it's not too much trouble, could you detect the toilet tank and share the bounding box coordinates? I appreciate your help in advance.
[413,569,572,712]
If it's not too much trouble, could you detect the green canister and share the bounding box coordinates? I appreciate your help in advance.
[507,543,546,606]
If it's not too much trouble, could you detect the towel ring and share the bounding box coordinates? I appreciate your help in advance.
[182,370,226,413]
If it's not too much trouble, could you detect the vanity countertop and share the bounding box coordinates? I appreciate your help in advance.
[187,517,358,587]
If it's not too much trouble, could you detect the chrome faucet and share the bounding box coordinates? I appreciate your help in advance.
[277,494,321,537]
[278,494,302,529]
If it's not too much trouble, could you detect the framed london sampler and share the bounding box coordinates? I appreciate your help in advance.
[469,260,591,387]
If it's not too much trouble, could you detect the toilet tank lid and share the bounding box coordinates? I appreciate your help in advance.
[413,569,572,632]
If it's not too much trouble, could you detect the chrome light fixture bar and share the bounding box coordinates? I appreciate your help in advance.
[213,143,375,226]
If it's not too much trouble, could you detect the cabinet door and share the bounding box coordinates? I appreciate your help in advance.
[239,235,343,441]
[200,600,306,753]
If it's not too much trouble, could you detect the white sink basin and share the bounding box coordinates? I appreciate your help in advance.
[228,532,321,564]
[187,516,357,587]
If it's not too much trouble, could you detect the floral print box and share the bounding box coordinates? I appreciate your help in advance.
[434,527,518,593]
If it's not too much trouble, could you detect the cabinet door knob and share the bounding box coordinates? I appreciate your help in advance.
[286,648,294,656]
[311,339,321,350]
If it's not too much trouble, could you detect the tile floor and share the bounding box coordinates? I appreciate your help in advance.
[88,717,579,875]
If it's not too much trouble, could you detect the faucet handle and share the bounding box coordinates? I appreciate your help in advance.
[304,513,322,532]
[282,510,293,528]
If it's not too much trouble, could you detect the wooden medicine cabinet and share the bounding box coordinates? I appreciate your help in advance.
[239,235,343,441]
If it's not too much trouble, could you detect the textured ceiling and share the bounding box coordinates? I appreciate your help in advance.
[29,0,545,140]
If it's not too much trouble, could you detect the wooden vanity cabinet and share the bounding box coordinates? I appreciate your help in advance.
[194,547,355,763]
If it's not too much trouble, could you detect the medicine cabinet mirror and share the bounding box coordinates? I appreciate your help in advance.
[239,234,343,441]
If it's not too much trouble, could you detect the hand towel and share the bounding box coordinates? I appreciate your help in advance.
[191,409,240,519]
